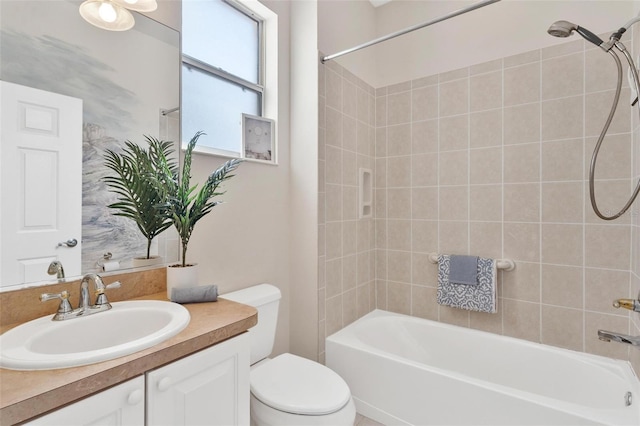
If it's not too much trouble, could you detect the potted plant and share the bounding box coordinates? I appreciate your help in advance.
[152,131,242,296]
[103,136,176,268]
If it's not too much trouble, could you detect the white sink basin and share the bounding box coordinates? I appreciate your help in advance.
[0,300,190,370]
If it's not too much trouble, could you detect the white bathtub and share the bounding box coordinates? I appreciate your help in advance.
[326,310,640,426]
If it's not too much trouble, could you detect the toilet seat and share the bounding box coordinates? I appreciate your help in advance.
[250,353,351,415]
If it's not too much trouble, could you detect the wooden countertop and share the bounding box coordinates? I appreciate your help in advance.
[0,293,257,425]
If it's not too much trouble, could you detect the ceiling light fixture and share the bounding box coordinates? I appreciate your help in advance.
[79,0,157,31]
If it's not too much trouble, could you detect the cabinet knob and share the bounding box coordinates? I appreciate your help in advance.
[127,389,143,405]
[157,376,172,392]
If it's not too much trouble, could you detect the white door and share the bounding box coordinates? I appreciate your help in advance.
[0,81,82,287]
[146,334,250,426]
[23,376,145,425]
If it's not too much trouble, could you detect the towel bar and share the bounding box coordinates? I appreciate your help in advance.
[427,253,515,271]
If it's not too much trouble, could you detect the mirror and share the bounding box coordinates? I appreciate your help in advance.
[0,0,180,290]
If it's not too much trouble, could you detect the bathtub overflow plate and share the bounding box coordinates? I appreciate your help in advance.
[625,391,632,407]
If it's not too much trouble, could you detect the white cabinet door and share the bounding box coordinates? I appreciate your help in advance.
[146,334,250,426]
[24,376,145,426]
[0,81,82,287]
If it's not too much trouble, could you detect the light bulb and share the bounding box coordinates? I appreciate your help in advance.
[98,2,117,23]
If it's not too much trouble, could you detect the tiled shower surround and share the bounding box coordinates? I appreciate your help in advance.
[319,34,640,373]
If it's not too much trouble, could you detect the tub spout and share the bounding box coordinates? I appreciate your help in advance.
[598,330,640,347]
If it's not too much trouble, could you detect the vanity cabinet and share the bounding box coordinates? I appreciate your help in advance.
[24,376,145,425]
[23,334,250,426]
[146,333,250,425]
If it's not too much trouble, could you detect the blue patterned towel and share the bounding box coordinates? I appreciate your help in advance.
[437,255,497,313]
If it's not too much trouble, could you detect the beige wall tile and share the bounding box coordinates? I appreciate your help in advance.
[502,261,540,303]
[585,134,632,180]
[412,220,438,253]
[343,115,357,152]
[470,222,502,259]
[541,139,583,181]
[376,280,388,310]
[326,184,342,222]
[412,119,438,154]
[470,71,502,112]
[326,68,342,111]
[541,39,583,60]
[541,53,584,100]
[374,189,386,218]
[504,183,540,223]
[504,62,540,107]
[439,67,468,83]
[439,221,469,255]
[439,305,470,327]
[470,147,502,184]
[387,219,411,251]
[388,250,411,283]
[342,288,357,327]
[412,252,438,286]
[439,186,469,221]
[470,109,502,148]
[387,281,411,315]
[505,222,540,262]
[585,180,633,224]
[343,186,357,221]
[387,91,411,125]
[504,143,540,183]
[470,58,502,75]
[375,249,387,280]
[326,258,342,298]
[387,124,411,156]
[585,47,622,93]
[412,74,439,88]
[412,85,438,121]
[504,103,540,145]
[343,221,357,256]
[412,286,439,320]
[357,219,371,253]
[504,49,540,68]
[412,187,438,220]
[343,150,357,186]
[342,254,357,291]
[585,224,631,270]
[585,89,631,137]
[585,268,631,315]
[375,158,386,188]
[357,87,370,124]
[541,305,583,351]
[503,299,541,342]
[387,156,411,188]
[326,295,343,336]
[542,95,584,142]
[541,182,583,223]
[439,151,468,185]
[375,219,387,249]
[376,95,387,127]
[375,128,387,158]
[440,115,469,152]
[387,188,411,219]
[358,251,372,285]
[440,78,469,117]
[541,224,583,266]
[357,283,371,318]
[326,107,343,148]
[470,184,502,222]
[343,80,357,118]
[326,221,343,259]
[470,300,503,334]
[541,264,583,309]
[325,145,343,185]
[387,81,411,94]
[412,153,438,187]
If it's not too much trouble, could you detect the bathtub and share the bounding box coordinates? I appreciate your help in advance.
[326,310,640,426]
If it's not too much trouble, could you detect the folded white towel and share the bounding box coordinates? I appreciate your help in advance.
[437,255,497,313]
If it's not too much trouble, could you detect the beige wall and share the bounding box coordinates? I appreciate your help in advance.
[631,22,640,373]
[186,0,292,357]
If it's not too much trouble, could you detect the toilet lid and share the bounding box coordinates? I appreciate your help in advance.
[250,353,351,415]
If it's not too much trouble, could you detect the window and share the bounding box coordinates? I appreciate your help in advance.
[182,0,266,157]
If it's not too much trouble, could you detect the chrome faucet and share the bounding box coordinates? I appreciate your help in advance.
[47,260,65,281]
[597,296,640,349]
[598,330,640,347]
[40,273,121,321]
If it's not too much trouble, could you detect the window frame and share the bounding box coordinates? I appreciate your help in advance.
[180,0,266,157]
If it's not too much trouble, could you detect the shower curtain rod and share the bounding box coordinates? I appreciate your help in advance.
[321,0,501,64]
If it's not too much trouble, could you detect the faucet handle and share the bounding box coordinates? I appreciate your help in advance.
[94,281,121,307]
[40,290,73,316]
[613,298,640,312]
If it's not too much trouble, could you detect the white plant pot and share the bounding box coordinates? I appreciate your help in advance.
[166,263,198,299]
[132,256,163,268]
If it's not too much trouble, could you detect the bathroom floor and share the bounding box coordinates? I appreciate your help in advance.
[356,413,384,426]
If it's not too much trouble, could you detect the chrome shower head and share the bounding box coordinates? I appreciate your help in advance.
[547,20,604,47]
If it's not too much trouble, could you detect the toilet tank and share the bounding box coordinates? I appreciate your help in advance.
[222,283,281,365]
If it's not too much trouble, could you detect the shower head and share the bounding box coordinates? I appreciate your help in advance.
[547,20,577,38]
[547,20,605,47]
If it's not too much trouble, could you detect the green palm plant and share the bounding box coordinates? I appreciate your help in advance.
[152,131,242,267]
[103,136,177,259]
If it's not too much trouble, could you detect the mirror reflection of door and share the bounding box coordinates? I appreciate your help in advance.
[1,81,82,287]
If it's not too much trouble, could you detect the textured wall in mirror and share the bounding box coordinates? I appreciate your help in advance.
[0,0,179,287]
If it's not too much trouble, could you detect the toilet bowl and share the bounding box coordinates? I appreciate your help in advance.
[223,284,356,426]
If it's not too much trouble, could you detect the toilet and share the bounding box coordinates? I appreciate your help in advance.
[223,284,356,426]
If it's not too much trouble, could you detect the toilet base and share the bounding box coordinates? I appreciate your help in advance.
[250,393,356,426]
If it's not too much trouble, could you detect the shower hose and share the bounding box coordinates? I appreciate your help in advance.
[591,41,640,220]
